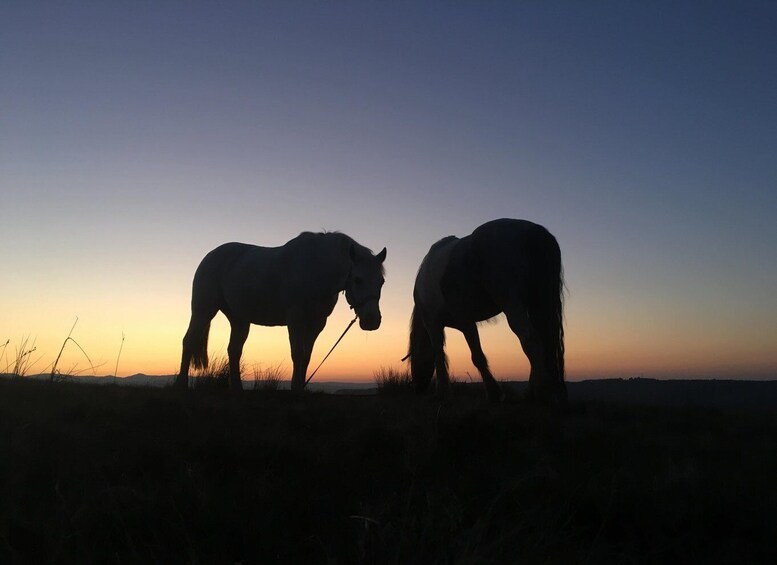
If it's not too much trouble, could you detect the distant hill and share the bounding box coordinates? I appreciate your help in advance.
[0,373,373,394]
[2,374,775,407]
[573,378,777,408]
[0,373,174,387]
[513,378,777,409]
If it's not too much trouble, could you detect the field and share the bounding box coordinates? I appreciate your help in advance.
[1,378,776,564]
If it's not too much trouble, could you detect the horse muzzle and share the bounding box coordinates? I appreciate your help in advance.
[358,312,382,331]
[355,301,382,331]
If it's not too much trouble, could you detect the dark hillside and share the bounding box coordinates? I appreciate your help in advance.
[567,378,777,408]
[1,379,776,564]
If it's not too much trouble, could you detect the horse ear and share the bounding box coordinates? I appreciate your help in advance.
[376,247,387,263]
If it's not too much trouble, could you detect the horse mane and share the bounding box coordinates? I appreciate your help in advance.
[295,230,385,275]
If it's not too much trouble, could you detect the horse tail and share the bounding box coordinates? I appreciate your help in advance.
[407,305,436,393]
[527,227,565,387]
[189,320,211,370]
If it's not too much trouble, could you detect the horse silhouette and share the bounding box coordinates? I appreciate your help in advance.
[176,232,386,391]
[406,218,566,404]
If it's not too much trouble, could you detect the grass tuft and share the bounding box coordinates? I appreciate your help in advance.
[373,366,413,395]
[252,363,285,392]
[49,317,97,381]
[192,355,244,389]
[0,339,9,372]
[9,335,40,378]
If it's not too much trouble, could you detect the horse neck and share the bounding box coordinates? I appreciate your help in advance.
[320,233,355,293]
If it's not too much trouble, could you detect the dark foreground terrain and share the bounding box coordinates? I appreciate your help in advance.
[1,379,776,564]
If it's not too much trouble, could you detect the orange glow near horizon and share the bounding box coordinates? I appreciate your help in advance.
[5,299,776,382]
[3,221,776,384]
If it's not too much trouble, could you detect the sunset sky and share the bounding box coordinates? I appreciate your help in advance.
[2,2,776,382]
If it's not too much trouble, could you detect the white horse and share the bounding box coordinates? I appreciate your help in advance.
[176,232,386,391]
[407,219,566,404]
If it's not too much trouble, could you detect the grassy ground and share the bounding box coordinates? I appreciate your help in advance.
[1,379,776,564]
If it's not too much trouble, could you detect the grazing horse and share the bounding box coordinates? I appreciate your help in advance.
[406,218,566,404]
[176,232,386,391]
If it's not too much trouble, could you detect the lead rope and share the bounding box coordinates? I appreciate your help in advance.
[304,314,359,388]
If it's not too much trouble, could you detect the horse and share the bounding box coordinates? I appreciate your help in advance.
[406,218,566,405]
[176,231,386,391]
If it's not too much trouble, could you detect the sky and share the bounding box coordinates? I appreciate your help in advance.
[2,1,776,382]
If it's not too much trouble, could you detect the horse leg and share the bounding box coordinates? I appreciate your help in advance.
[227,320,250,391]
[459,323,504,402]
[504,307,560,404]
[288,318,326,392]
[177,311,215,389]
[177,318,198,389]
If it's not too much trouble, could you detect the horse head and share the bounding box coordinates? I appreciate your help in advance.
[345,245,386,331]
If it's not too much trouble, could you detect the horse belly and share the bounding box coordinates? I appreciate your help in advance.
[221,281,289,326]
[443,286,501,326]
[234,295,287,326]
[247,308,287,326]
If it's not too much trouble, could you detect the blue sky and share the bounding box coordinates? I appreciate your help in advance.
[2,1,776,379]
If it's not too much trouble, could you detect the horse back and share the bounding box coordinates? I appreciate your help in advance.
[191,242,289,323]
[195,242,276,286]
[193,236,349,325]
[437,219,559,322]
[469,218,560,302]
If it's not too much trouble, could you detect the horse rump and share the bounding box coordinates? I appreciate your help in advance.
[525,225,565,390]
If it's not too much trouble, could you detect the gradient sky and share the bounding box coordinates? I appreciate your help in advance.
[2,1,776,381]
